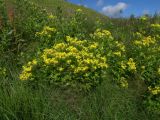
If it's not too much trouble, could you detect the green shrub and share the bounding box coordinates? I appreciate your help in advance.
[91,29,136,88]
[129,23,160,113]
[0,0,13,53]
[19,35,108,91]
[13,0,48,42]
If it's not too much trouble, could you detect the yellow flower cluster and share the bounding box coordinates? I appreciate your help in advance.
[48,14,57,19]
[41,36,108,73]
[19,59,37,80]
[127,58,136,71]
[89,42,99,49]
[151,24,160,30]
[113,51,121,57]
[0,67,6,76]
[135,32,143,38]
[134,36,156,47]
[116,42,126,52]
[54,42,67,50]
[66,36,87,45]
[141,66,145,70]
[119,77,128,88]
[142,36,156,46]
[148,86,160,95]
[121,61,127,70]
[93,29,113,39]
[36,26,56,37]
[158,68,160,75]
[76,8,82,12]
[120,59,136,72]
[140,16,148,21]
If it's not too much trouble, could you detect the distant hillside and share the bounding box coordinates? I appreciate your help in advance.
[31,0,108,22]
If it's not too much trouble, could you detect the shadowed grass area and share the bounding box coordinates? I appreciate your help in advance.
[0,63,158,120]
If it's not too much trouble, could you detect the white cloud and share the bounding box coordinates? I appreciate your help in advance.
[97,0,103,6]
[84,5,88,8]
[102,2,128,17]
[143,10,150,15]
[78,3,88,8]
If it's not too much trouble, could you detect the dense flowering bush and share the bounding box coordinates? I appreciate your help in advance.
[91,29,138,88]
[131,23,160,113]
[19,36,108,91]
[90,24,160,112]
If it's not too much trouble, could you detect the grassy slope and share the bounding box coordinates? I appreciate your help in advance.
[0,0,159,120]
[32,0,108,21]
[7,0,108,20]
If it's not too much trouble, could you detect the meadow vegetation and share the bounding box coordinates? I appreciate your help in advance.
[0,0,160,119]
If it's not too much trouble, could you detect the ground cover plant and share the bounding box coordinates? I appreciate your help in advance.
[0,0,160,119]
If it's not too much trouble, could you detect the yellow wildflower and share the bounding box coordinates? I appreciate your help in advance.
[0,67,6,76]
[158,68,160,75]
[140,16,148,21]
[141,66,145,70]
[93,29,113,39]
[135,32,142,38]
[151,24,160,30]
[148,86,160,95]
[142,36,156,46]
[117,43,125,52]
[19,59,38,80]
[119,77,128,88]
[59,67,64,71]
[36,26,56,36]
[76,9,82,12]
[54,43,66,50]
[19,72,32,81]
[134,40,141,45]
[89,42,98,49]
[113,51,121,57]
[127,58,136,71]
[48,14,57,19]
[121,62,127,70]
[32,59,37,65]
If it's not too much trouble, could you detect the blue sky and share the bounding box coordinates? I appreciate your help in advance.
[68,0,160,17]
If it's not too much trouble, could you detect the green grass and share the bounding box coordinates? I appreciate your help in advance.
[7,0,108,22]
[0,61,158,119]
[0,53,158,120]
[32,0,108,21]
[1,0,160,119]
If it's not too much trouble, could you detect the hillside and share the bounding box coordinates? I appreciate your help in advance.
[7,0,108,22]
[33,0,108,21]
[0,0,160,120]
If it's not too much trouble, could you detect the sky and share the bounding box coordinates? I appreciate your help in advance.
[68,0,160,17]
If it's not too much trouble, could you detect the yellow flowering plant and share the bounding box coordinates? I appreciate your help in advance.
[132,25,160,82]
[35,25,57,47]
[19,59,37,81]
[131,23,160,112]
[91,29,133,87]
[0,67,7,79]
[14,0,49,42]
[19,36,108,91]
[151,24,160,35]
